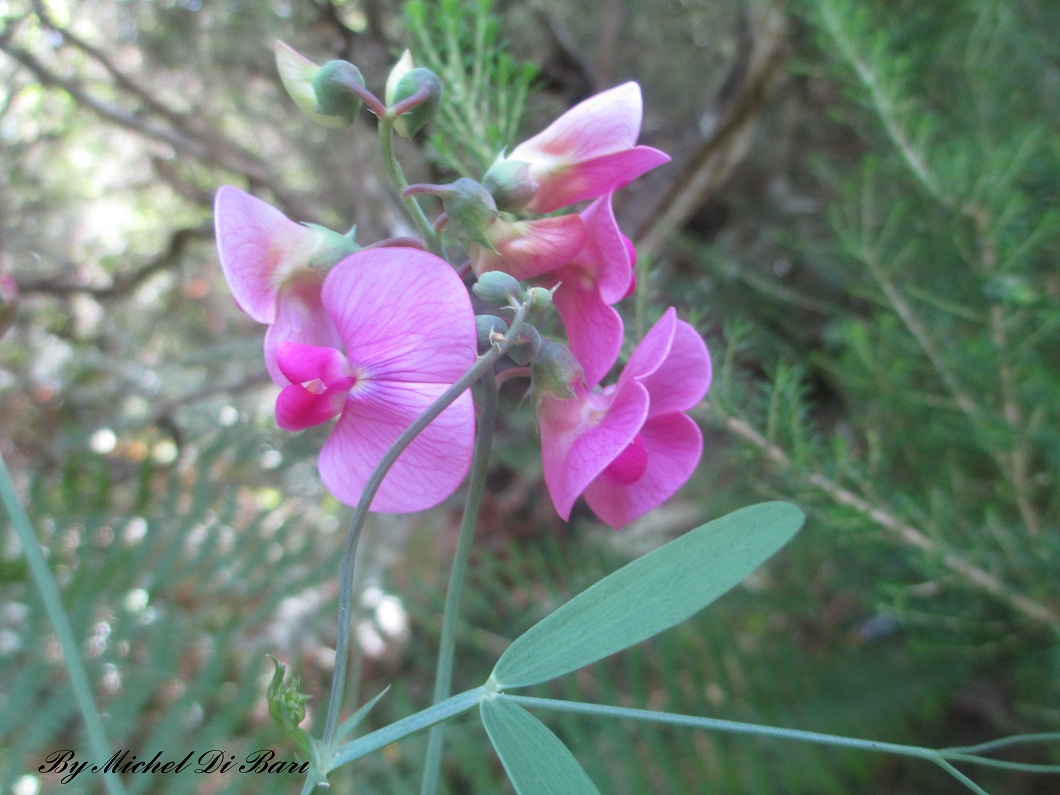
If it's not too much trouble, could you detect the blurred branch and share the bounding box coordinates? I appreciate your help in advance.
[17,224,213,298]
[703,401,1060,632]
[630,3,789,258]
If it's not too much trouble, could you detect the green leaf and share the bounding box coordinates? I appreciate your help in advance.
[491,502,805,689]
[480,695,601,795]
[336,685,391,741]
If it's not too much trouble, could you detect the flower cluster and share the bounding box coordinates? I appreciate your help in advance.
[214,48,711,528]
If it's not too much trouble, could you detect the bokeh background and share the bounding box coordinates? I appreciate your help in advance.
[1,0,1057,793]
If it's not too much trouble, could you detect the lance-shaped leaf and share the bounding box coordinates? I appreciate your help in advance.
[490,502,804,689]
[481,695,600,795]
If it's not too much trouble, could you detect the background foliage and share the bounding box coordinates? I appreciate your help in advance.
[1,0,1056,793]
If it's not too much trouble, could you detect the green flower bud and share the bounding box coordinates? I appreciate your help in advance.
[476,314,509,352]
[507,323,542,366]
[390,67,443,138]
[312,60,366,126]
[482,156,538,212]
[473,270,522,307]
[531,340,584,401]
[525,285,556,312]
[275,41,349,129]
[441,178,500,250]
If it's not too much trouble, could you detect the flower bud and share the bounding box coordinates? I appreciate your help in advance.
[276,41,349,129]
[473,270,522,307]
[390,67,442,138]
[531,340,584,401]
[482,156,538,212]
[312,60,366,126]
[475,314,508,352]
[439,178,500,250]
[506,323,542,366]
[385,50,415,105]
[525,285,556,312]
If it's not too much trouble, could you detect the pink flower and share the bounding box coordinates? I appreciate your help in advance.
[536,308,711,529]
[470,213,586,280]
[214,186,355,384]
[495,82,670,214]
[544,193,634,388]
[274,248,477,513]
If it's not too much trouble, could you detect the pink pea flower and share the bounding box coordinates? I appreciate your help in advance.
[544,193,634,388]
[536,308,711,529]
[214,185,355,385]
[274,248,477,513]
[490,82,670,214]
[470,213,586,281]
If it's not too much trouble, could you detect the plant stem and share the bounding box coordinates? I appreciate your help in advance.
[319,302,531,760]
[328,687,486,771]
[420,367,499,795]
[378,119,443,255]
[0,454,128,795]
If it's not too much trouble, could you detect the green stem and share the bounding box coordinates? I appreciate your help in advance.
[378,118,443,255]
[420,367,499,795]
[328,687,487,771]
[0,454,128,795]
[318,302,531,755]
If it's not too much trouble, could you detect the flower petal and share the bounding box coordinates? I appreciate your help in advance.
[575,194,634,304]
[276,342,351,386]
[275,381,350,431]
[618,307,677,389]
[639,318,712,415]
[215,186,316,323]
[318,380,474,512]
[552,274,623,389]
[525,146,670,214]
[474,214,586,281]
[538,380,649,521]
[511,82,644,165]
[263,272,343,386]
[322,248,476,385]
[583,412,703,529]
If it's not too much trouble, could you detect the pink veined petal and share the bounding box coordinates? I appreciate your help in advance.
[566,193,634,304]
[275,379,351,431]
[538,380,649,521]
[583,412,703,529]
[510,82,644,164]
[215,186,316,323]
[322,248,476,385]
[617,307,678,391]
[552,274,623,389]
[276,342,351,386]
[263,272,343,386]
[317,380,474,512]
[639,317,712,416]
[474,214,587,281]
[525,146,671,214]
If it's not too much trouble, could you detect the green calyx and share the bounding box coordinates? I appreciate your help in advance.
[312,60,366,126]
[391,67,443,138]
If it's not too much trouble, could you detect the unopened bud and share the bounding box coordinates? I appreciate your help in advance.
[507,323,542,366]
[525,285,556,311]
[482,156,538,212]
[531,340,584,400]
[436,178,500,249]
[276,41,350,129]
[390,68,442,138]
[473,271,522,307]
[475,314,508,351]
[312,60,366,126]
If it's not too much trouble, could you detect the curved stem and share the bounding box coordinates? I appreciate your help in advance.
[420,367,499,795]
[0,454,128,795]
[378,120,443,255]
[319,302,531,755]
